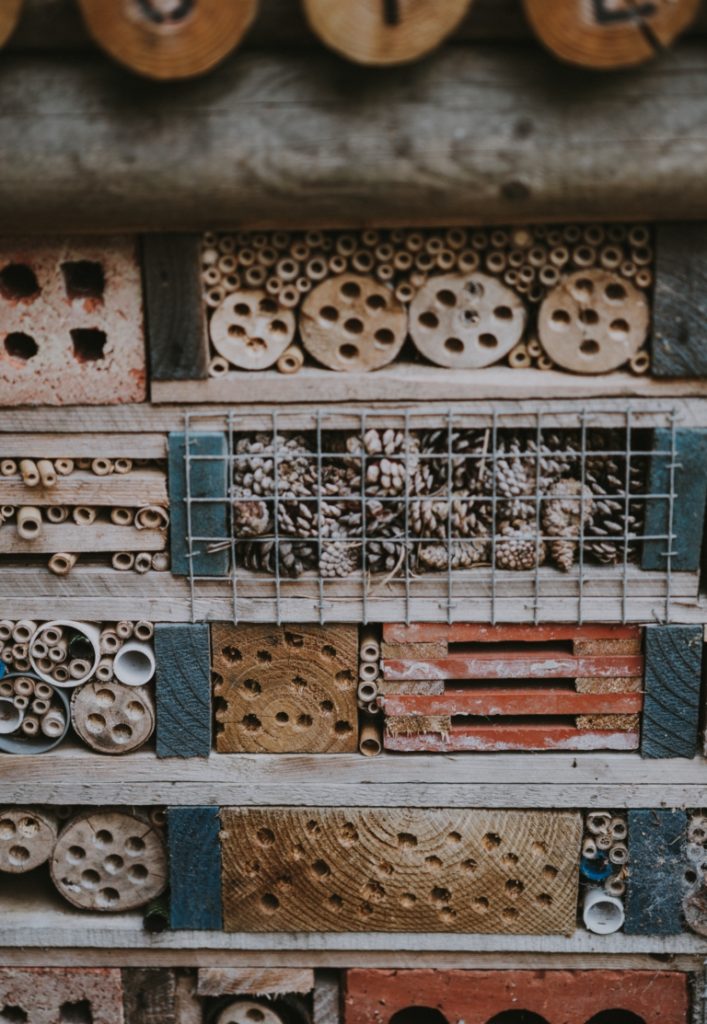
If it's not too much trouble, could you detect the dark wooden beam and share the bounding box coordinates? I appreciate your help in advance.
[2,47,707,231]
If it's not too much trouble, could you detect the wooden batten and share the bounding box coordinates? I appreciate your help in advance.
[167,806,223,931]
[155,624,212,759]
[624,809,688,936]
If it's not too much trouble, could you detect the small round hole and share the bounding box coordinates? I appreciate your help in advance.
[419,311,439,329]
[339,343,359,360]
[259,298,278,313]
[234,302,250,315]
[551,309,571,326]
[580,339,600,355]
[269,319,288,335]
[341,281,361,299]
[344,317,364,334]
[579,308,599,325]
[606,283,627,301]
[479,333,498,348]
[436,289,456,307]
[610,318,630,335]
[275,711,289,724]
[4,333,38,361]
[228,323,246,337]
[444,337,464,354]
[366,293,386,311]
[494,305,513,320]
[375,328,395,345]
[320,305,339,322]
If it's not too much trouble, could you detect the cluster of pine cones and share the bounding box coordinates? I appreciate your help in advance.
[230,428,647,579]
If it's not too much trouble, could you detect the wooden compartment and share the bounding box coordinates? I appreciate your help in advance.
[380,623,644,753]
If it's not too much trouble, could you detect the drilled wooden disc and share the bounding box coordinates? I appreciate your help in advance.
[303,0,473,65]
[538,270,649,374]
[215,1001,284,1024]
[0,808,57,873]
[524,0,700,69]
[77,0,258,80]
[210,290,296,370]
[409,272,526,368]
[300,274,407,372]
[0,0,23,49]
[51,811,167,911]
[71,681,155,755]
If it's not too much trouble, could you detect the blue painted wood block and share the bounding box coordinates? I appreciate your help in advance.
[155,623,211,759]
[624,808,687,935]
[641,625,702,759]
[642,428,707,572]
[168,806,222,931]
[169,430,229,576]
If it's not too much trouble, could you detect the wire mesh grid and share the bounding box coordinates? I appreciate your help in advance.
[181,406,681,625]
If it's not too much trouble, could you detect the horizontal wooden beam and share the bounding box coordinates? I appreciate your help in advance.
[0,470,167,506]
[0,523,165,553]
[3,47,707,231]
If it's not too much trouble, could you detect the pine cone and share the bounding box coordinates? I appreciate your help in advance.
[495,520,546,571]
[232,433,317,499]
[345,428,422,498]
[238,537,318,578]
[541,479,594,572]
[232,498,270,537]
[417,540,488,572]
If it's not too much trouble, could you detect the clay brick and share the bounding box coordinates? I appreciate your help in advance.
[0,237,146,405]
[0,967,124,1024]
[344,969,688,1024]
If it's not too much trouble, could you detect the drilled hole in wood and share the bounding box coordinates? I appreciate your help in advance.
[445,337,464,354]
[261,892,279,912]
[543,864,558,880]
[494,305,513,320]
[296,713,313,728]
[425,855,443,871]
[112,724,133,743]
[222,645,242,663]
[580,339,600,355]
[536,892,553,906]
[344,317,364,335]
[319,699,334,713]
[502,906,520,922]
[255,650,272,663]
[479,333,498,349]
[328,893,343,910]
[61,260,105,301]
[234,302,250,315]
[81,869,100,888]
[606,282,627,301]
[359,901,374,917]
[126,836,145,854]
[505,878,524,899]
[502,852,519,867]
[291,675,307,690]
[269,319,288,336]
[94,829,113,848]
[311,858,331,880]
[129,864,148,882]
[473,896,489,913]
[437,289,456,307]
[366,293,387,311]
[320,305,339,322]
[482,832,502,850]
[285,631,304,648]
[306,819,320,834]
[242,713,262,732]
[67,845,85,863]
[419,311,439,329]
[339,343,359,360]
[334,720,353,735]
[610,318,630,336]
[104,854,124,874]
[341,281,361,299]
[259,297,278,314]
[431,886,451,905]
[447,831,462,845]
[8,846,29,866]
[335,669,354,687]
[321,644,337,658]
[397,832,418,849]
[375,328,395,345]
[4,332,38,361]
[362,879,386,901]
[0,263,40,301]
[71,328,107,362]
[550,308,571,327]
[579,308,599,326]
[256,827,275,847]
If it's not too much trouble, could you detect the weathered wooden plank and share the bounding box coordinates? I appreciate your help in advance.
[168,430,228,576]
[220,807,582,934]
[0,470,167,506]
[384,725,639,753]
[642,428,707,572]
[155,624,212,759]
[625,808,687,935]
[382,623,641,643]
[122,967,177,1024]
[143,235,208,382]
[382,653,643,680]
[167,806,222,931]
[0,523,165,554]
[5,48,707,231]
[0,433,166,458]
[197,967,315,997]
[381,689,643,717]
[641,624,702,759]
[344,969,689,1024]
[653,222,707,377]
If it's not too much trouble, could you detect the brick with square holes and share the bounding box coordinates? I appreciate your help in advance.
[0,967,124,1024]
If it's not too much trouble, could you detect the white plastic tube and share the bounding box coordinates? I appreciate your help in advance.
[113,640,156,686]
[583,887,625,935]
[29,620,100,687]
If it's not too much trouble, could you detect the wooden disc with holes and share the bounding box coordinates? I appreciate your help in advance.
[300,274,407,373]
[538,270,649,374]
[523,0,700,69]
[77,0,258,80]
[303,0,472,65]
[215,1001,285,1024]
[50,811,167,911]
[0,807,57,873]
[210,290,296,370]
[0,0,23,49]
[71,681,155,755]
[409,272,526,369]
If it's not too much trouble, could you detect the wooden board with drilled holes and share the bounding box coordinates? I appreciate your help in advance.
[380,623,644,753]
[212,624,359,753]
[220,807,582,934]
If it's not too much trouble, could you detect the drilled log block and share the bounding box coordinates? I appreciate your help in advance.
[122,968,177,1024]
[652,222,707,377]
[168,806,222,931]
[220,807,582,934]
[641,624,702,759]
[343,969,689,1024]
[213,624,358,753]
[143,235,208,381]
[0,967,125,1024]
[624,808,687,935]
[155,623,211,759]
[168,430,228,576]
[642,428,707,572]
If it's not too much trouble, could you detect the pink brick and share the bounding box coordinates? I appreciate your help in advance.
[0,967,124,1024]
[0,237,146,405]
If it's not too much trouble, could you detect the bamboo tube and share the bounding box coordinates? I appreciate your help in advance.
[19,460,39,487]
[279,286,299,308]
[41,710,66,739]
[152,552,170,572]
[46,506,69,523]
[110,507,134,526]
[359,715,382,757]
[14,658,30,672]
[276,345,305,375]
[359,660,379,682]
[549,246,570,268]
[13,695,29,710]
[91,457,113,476]
[12,621,36,644]
[13,677,34,697]
[0,460,17,477]
[16,506,42,540]
[72,505,96,526]
[134,621,154,642]
[395,282,415,304]
[115,621,134,640]
[485,251,506,274]
[0,621,12,640]
[34,682,52,701]
[208,355,230,377]
[53,666,70,684]
[357,680,378,704]
[134,552,153,574]
[1,650,13,665]
[628,225,651,247]
[609,843,628,865]
[48,643,67,664]
[360,626,381,663]
[539,266,560,287]
[100,630,121,655]
[328,254,347,275]
[265,276,282,296]
[75,458,91,470]
[31,699,49,716]
[41,625,62,645]
[53,457,74,476]
[206,285,226,308]
[95,657,114,681]
[629,350,650,375]
[1,506,14,520]
[36,658,53,674]
[69,658,90,680]
[610,817,628,840]
[582,838,598,859]
[605,876,626,898]
[536,355,554,371]
[508,343,531,369]
[20,715,39,736]
[245,265,267,288]
[596,834,613,852]
[48,552,77,576]
[112,552,135,571]
[587,811,612,834]
[635,268,653,289]
[37,460,57,488]
[0,682,12,697]
[113,458,133,475]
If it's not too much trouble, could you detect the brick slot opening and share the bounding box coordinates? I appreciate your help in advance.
[61,261,105,302]
[71,329,107,362]
[0,264,40,301]
[4,333,38,361]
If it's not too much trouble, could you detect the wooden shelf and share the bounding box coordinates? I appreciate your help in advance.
[151,366,707,406]
[2,749,706,808]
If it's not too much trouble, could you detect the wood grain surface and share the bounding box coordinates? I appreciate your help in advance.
[155,623,212,759]
[168,806,223,931]
[220,807,582,934]
[640,624,702,759]
[213,624,359,753]
[122,967,177,1024]
[652,221,707,377]
[143,235,209,381]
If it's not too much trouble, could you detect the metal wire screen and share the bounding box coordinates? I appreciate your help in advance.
[181,406,681,625]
